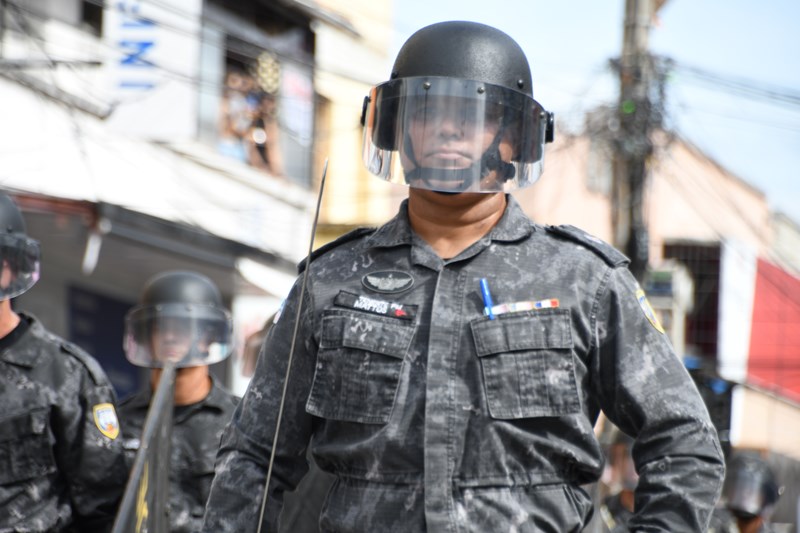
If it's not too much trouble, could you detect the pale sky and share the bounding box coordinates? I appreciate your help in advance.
[391,0,800,220]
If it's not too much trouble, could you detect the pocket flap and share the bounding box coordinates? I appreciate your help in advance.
[0,408,48,443]
[471,310,572,357]
[321,312,415,359]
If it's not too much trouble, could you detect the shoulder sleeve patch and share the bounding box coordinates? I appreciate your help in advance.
[60,341,110,386]
[545,224,630,267]
[92,403,120,439]
[298,227,377,274]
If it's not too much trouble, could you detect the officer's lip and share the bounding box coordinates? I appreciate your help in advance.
[424,148,470,159]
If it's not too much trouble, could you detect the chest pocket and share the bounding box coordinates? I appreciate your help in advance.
[307,311,415,424]
[0,407,57,484]
[471,309,580,419]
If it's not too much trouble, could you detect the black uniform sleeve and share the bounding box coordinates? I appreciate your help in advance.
[55,345,128,532]
[203,278,317,532]
[593,267,725,531]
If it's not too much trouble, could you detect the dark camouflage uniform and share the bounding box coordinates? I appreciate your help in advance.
[119,375,238,533]
[203,197,725,532]
[0,313,127,533]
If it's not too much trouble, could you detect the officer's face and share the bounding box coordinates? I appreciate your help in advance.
[151,317,194,362]
[406,97,500,166]
[402,96,512,190]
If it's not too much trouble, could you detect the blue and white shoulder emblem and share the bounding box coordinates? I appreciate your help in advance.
[362,271,414,294]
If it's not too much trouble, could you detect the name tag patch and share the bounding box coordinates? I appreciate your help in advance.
[335,290,417,320]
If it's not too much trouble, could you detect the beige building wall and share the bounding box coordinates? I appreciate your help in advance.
[514,132,774,262]
[647,139,772,263]
[772,212,800,276]
[513,133,614,241]
[313,0,402,243]
[731,384,800,461]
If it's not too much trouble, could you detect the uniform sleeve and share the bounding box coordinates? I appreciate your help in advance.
[203,279,317,533]
[55,353,128,532]
[593,267,725,531]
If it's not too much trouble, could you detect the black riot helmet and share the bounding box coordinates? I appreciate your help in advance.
[0,192,41,299]
[361,21,555,193]
[722,452,782,520]
[124,271,233,368]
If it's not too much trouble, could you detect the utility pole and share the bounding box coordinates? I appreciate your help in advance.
[612,0,667,281]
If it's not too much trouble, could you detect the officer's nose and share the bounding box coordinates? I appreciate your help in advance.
[435,115,465,139]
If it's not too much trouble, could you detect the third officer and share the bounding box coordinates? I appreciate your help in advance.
[118,270,239,533]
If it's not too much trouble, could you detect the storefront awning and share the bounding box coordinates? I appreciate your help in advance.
[719,239,800,401]
[0,75,313,277]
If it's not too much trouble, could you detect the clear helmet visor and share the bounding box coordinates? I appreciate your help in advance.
[123,303,233,368]
[723,468,769,518]
[362,77,549,193]
[0,234,40,299]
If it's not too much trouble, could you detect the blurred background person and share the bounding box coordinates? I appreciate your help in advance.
[246,91,284,177]
[118,270,238,533]
[0,191,127,532]
[217,69,254,163]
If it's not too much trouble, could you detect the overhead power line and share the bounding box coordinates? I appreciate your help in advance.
[667,60,800,109]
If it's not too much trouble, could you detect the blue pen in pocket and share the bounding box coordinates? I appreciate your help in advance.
[479,278,495,320]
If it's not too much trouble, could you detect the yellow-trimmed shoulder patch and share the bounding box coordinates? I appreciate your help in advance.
[93,403,120,439]
[636,289,665,334]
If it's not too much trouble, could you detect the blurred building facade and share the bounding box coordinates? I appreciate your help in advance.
[310,0,403,243]
[0,0,362,397]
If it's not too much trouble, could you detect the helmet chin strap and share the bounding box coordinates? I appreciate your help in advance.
[402,126,515,192]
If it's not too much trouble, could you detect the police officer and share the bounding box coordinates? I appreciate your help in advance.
[203,21,725,532]
[0,191,127,532]
[719,452,782,533]
[118,271,238,533]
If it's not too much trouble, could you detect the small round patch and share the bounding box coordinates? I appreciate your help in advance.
[362,271,414,294]
[93,403,120,439]
[636,289,665,334]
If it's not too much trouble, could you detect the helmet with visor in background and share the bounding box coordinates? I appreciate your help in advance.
[124,271,233,368]
[0,192,40,300]
[361,21,555,194]
[722,452,782,520]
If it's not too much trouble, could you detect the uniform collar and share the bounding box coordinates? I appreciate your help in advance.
[364,194,534,251]
[124,373,231,414]
[364,201,415,249]
[202,375,236,410]
[486,195,534,243]
[0,313,47,367]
